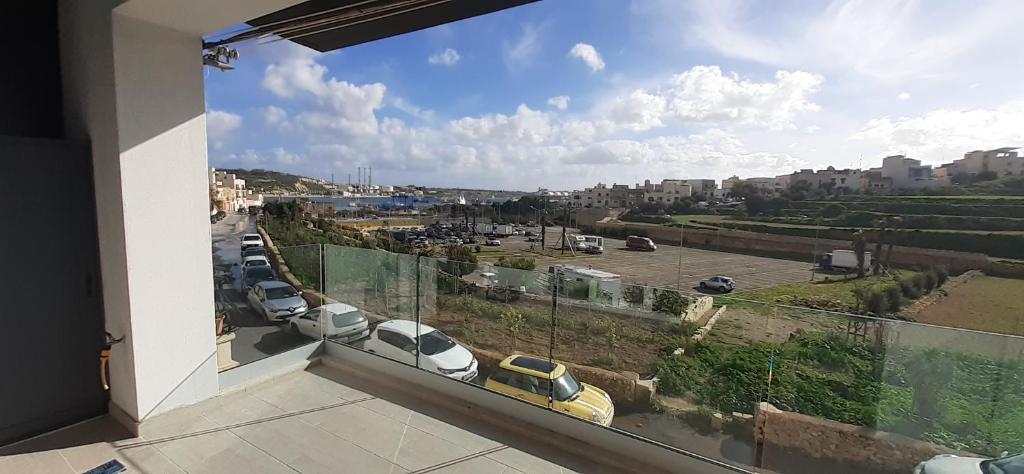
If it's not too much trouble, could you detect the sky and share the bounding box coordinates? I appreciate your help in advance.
[205,0,1024,191]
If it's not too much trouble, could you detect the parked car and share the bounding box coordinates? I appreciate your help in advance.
[364,320,478,382]
[526,236,540,242]
[700,276,735,293]
[914,451,1022,474]
[241,265,276,290]
[242,247,269,259]
[625,235,656,251]
[524,230,537,237]
[290,303,369,342]
[582,245,603,254]
[241,233,264,251]
[484,355,614,426]
[247,281,307,322]
[485,238,501,246]
[242,255,270,270]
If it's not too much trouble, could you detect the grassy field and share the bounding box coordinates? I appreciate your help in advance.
[913,275,1024,336]
[737,272,910,309]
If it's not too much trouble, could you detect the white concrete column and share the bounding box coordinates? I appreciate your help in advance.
[60,1,218,424]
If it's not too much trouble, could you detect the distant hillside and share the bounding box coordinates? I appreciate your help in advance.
[217,168,329,194]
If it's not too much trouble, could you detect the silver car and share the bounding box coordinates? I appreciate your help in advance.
[915,451,1022,473]
[247,281,307,322]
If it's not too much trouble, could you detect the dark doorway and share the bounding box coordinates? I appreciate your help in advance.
[0,136,107,446]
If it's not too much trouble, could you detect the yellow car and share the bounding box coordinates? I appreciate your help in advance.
[484,355,614,426]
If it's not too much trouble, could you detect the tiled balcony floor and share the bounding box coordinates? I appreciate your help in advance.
[0,363,628,474]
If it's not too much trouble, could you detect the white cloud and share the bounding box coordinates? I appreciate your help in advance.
[599,66,822,131]
[259,106,289,128]
[568,43,606,72]
[898,92,911,100]
[262,47,386,137]
[503,24,541,70]
[206,109,242,149]
[428,48,461,66]
[271,147,302,165]
[391,97,435,123]
[852,102,1024,163]
[660,0,1024,81]
[547,95,571,111]
[806,125,822,134]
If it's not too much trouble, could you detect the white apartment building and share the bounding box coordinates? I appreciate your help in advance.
[789,167,862,193]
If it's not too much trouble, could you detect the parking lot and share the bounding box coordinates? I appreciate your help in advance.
[483,227,812,293]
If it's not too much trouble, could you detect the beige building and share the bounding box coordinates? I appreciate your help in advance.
[869,155,940,190]
[939,147,1024,178]
[642,179,693,204]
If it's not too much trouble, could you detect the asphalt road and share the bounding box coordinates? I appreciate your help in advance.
[212,213,316,366]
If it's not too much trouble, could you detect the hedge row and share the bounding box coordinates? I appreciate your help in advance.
[709,221,1024,259]
[747,212,1024,231]
[787,201,1024,218]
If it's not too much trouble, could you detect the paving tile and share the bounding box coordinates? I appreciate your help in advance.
[303,404,408,460]
[152,429,294,474]
[391,427,471,472]
[198,389,287,427]
[245,374,350,412]
[0,451,73,473]
[118,445,186,474]
[359,397,415,422]
[407,413,502,453]
[139,403,219,441]
[57,441,119,472]
[426,455,526,474]
[486,447,579,474]
[232,416,401,474]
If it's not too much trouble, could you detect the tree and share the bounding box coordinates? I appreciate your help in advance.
[820,203,847,219]
[852,231,867,278]
[495,256,536,271]
[441,245,477,277]
[782,180,813,201]
[873,216,902,273]
[729,182,759,199]
[500,309,527,350]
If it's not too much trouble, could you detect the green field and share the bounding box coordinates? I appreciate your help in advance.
[737,272,910,309]
[912,275,1024,336]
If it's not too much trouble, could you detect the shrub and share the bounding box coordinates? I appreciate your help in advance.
[884,284,902,312]
[495,256,536,271]
[935,266,949,286]
[500,309,527,350]
[898,275,922,299]
[820,203,847,218]
[922,269,938,292]
[912,272,926,294]
[652,288,691,315]
[866,288,888,315]
[623,285,645,305]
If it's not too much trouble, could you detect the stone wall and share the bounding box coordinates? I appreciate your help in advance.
[592,222,989,273]
[754,403,966,473]
[682,296,714,323]
[691,305,727,342]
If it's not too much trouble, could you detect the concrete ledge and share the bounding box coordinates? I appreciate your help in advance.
[217,341,323,393]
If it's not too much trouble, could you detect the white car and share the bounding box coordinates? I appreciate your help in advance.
[364,320,478,382]
[291,303,369,342]
[247,281,308,322]
[242,255,270,269]
[485,238,501,246]
[700,276,735,293]
[914,452,1022,474]
[241,233,264,251]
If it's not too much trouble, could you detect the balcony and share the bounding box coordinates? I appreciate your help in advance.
[0,362,653,473]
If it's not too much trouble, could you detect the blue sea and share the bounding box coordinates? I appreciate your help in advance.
[264,195,440,210]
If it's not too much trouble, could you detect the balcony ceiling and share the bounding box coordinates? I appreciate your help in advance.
[245,0,539,52]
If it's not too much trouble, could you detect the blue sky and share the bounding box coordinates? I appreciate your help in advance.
[205,0,1024,191]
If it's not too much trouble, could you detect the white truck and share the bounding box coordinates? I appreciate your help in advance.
[824,249,872,270]
[492,224,513,237]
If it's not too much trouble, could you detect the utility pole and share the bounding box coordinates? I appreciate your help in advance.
[540,201,547,250]
[560,206,567,256]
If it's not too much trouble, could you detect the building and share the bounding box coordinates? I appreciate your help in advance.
[641,179,693,204]
[939,147,1024,179]
[684,179,717,198]
[870,155,941,190]
[571,182,610,207]
[788,167,862,194]
[210,168,261,211]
